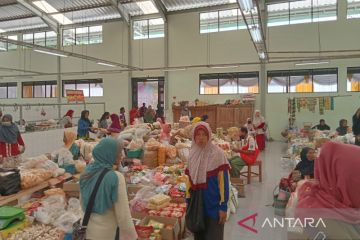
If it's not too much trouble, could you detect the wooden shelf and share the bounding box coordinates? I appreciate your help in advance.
[0,173,72,206]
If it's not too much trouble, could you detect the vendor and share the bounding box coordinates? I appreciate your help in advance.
[77,110,96,139]
[109,113,121,133]
[312,119,331,131]
[244,118,256,136]
[185,122,229,240]
[79,138,137,240]
[294,147,315,179]
[180,103,191,118]
[253,110,266,151]
[129,107,139,125]
[0,114,25,168]
[144,105,156,123]
[60,109,74,128]
[295,142,360,239]
[336,119,349,136]
[63,131,80,160]
[119,107,127,129]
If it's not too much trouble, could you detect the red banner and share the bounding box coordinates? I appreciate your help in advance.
[66,90,85,103]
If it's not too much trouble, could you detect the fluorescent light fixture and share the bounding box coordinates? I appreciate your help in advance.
[51,13,73,25]
[250,26,262,43]
[210,65,239,69]
[34,49,68,57]
[163,68,186,72]
[97,62,116,67]
[295,61,329,66]
[238,0,254,12]
[33,0,58,13]
[0,29,6,33]
[258,52,266,59]
[136,1,159,14]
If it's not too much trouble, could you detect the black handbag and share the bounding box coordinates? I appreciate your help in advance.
[0,168,21,196]
[185,189,205,233]
[73,168,110,240]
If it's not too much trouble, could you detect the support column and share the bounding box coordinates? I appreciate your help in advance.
[260,63,266,117]
[128,20,133,111]
[56,26,62,120]
[164,19,169,117]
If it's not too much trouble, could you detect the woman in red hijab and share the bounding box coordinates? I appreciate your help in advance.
[60,110,74,128]
[129,108,139,125]
[296,142,360,239]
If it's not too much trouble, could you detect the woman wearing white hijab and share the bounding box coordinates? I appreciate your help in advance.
[185,122,230,240]
[253,110,266,151]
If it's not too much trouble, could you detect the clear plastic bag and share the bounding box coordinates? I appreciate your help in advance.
[54,212,80,233]
[130,186,156,212]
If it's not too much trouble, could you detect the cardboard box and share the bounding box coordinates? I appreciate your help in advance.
[231,177,245,198]
[131,211,148,220]
[140,215,180,240]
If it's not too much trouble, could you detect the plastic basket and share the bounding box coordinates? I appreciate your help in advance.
[126,149,143,158]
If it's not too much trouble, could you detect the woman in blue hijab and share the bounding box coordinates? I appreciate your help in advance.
[79,138,137,240]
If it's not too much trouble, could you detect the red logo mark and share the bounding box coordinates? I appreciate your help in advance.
[238,213,258,234]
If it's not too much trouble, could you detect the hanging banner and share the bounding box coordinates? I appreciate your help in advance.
[66,90,85,103]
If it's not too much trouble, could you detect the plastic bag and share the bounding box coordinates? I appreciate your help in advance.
[74,160,86,173]
[54,212,80,233]
[21,155,49,169]
[130,186,156,212]
[128,138,144,150]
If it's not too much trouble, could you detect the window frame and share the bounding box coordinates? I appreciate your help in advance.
[199,71,260,95]
[0,82,17,99]
[62,25,103,46]
[21,81,57,98]
[62,79,103,97]
[267,68,338,94]
[133,18,165,40]
[0,35,19,51]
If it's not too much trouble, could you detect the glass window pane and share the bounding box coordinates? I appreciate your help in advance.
[313,74,337,92]
[63,29,75,46]
[63,83,76,96]
[8,86,17,99]
[34,32,46,46]
[89,25,103,44]
[219,9,238,32]
[347,0,360,19]
[267,3,290,27]
[149,18,164,39]
[23,33,33,48]
[46,31,57,47]
[313,0,337,22]
[268,76,288,93]
[347,73,360,91]
[289,75,313,93]
[290,0,312,25]
[76,27,89,45]
[200,11,219,33]
[0,87,6,98]
[200,79,218,94]
[0,41,7,51]
[90,82,103,97]
[219,77,237,94]
[34,84,46,98]
[133,20,149,39]
[76,83,90,97]
[8,35,17,51]
[45,84,52,97]
[22,85,33,98]
[238,10,248,29]
[238,77,259,93]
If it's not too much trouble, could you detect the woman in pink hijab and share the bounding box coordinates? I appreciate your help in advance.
[296,142,360,239]
[185,122,230,240]
[108,114,121,133]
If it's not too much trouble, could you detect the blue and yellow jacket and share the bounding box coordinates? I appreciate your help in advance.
[185,165,230,220]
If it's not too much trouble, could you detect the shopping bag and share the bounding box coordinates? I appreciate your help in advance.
[185,189,205,233]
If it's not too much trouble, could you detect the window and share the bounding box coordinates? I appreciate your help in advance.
[34,32,46,46]
[62,79,103,97]
[267,68,338,93]
[133,18,164,40]
[63,25,102,46]
[132,77,165,108]
[0,83,17,99]
[22,31,57,47]
[267,0,337,27]
[22,81,57,98]
[200,9,248,34]
[347,67,360,92]
[23,33,33,44]
[347,0,360,19]
[0,35,18,51]
[46,31,57,47]
[200,72,259,95]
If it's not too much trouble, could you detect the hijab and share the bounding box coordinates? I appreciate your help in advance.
[0,114,20,144]
[296,142,360,225]
[294,147,314,178]
[65,110,74,118]
[109,114,121,132]
[63,131,76,149]
[253,110,265,126]
[186,122,229,189]
[336,119,348,136]
[80,138,120,214]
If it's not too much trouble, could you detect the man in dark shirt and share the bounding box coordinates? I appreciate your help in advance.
[312,119,331,131]
[138,103,147,118]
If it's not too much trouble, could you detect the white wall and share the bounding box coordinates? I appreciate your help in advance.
[0,0,359,144]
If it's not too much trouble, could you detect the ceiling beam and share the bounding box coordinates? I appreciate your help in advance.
[110,0,130,25]
[150,0,167,22]
[16,0,59,32]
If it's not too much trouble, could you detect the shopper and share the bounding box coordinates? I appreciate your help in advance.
[253,110,266,151]
[296,142,360,239]
[336,119,349,136]
[138,103,147,118]
[156,103,164,122]
[109,114,121,133]
[353,108,360,146]
[312,119,331,131]
[119,107,127,129]
[144,105,156,123]
[98,112,110,129]
[79,138,137,240]
[129,107,139,125]
[294,147,315,179]
[244,118,256,137]
[60,109,74,128]
[185,122,230,240]
[63,131,80,160]
[0,114,25,168]
[77,110,95,139]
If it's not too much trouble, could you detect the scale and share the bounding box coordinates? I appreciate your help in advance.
[0,206,25,230]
